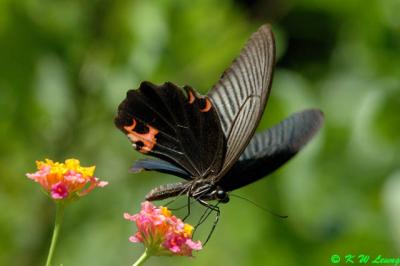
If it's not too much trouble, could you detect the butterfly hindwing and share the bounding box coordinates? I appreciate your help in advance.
[131,158,191,180]
[217,109,324,191]
[208,24,276,178]
[115,81,226,178]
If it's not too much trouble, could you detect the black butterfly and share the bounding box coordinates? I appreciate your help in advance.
[115,24,323,211]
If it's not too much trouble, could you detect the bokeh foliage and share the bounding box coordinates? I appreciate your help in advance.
[0,0,399,265]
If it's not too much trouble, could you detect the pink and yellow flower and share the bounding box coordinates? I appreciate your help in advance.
[124,201,202,257]
[26,158,108,200]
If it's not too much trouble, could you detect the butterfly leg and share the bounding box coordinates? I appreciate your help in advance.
[197,206,214,226]
[168,198,195,211]
[183,181,208,221]
[182,194,192,221]
[197,199,220,245]
[193,206,213,237]
[163,183,191,210]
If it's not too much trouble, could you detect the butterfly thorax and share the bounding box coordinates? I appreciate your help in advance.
[190,178,230,203]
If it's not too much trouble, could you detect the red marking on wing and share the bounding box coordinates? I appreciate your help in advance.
[124,119,159,153]
[125,119,137,130]
[188,90,195,104]
[200,98,212,112]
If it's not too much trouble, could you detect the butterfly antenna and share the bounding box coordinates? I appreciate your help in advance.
[230,193,288,219]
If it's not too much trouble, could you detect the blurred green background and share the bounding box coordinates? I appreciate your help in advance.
[1,0,399,265]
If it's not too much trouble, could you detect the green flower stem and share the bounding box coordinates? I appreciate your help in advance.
[46,202,65,266]
[132,249,151,266]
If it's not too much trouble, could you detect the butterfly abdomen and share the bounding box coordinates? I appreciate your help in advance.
[145,182,189,201]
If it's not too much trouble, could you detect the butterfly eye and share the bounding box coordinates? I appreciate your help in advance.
[216,189,225,198]
[216,189,229,203]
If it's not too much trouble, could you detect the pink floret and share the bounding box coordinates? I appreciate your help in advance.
[125,201,202,257]
[51,182,69,199]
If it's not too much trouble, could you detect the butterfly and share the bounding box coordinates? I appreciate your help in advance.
[115,24,323,212]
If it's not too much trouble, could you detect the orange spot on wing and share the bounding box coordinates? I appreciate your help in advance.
[124,119,137,131]
[124,119,159,153]
[188,90,195,104]
[200,98,212,112]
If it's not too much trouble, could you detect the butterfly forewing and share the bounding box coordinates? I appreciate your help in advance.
[115,81,226,178]
[218,109,324,191]
[208,24,276,178]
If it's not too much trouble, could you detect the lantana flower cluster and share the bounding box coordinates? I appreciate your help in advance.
[124,201,202,257]
[26,158,108,200]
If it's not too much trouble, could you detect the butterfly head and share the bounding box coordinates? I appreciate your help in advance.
[215,188,230,203]
[192,180,230,204]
